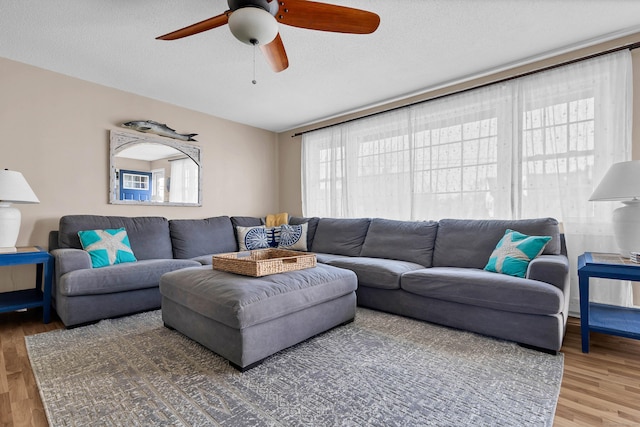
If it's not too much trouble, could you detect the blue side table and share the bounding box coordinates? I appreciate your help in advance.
[578,252,640,353]
[0,246,53,323]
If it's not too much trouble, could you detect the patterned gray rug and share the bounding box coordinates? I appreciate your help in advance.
[26,308,563,426]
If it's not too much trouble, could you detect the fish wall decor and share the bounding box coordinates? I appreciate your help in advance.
[121,120,198,141]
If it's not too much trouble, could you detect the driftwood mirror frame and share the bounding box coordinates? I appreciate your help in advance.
[109,130,202,207]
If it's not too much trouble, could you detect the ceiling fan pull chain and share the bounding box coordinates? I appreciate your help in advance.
[251,39,258,85]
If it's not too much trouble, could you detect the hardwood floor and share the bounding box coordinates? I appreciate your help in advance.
[1,309,640,426]
[555,318,640,426]
[0,309,62,427]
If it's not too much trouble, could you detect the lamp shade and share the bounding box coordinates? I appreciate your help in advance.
[228,7,279,46]
[589,160,640,201]
[0,169,39,203]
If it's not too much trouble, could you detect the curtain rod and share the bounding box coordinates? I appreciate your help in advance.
[292,41,640,138]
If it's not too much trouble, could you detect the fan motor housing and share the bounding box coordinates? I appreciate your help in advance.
[228,0,279,16]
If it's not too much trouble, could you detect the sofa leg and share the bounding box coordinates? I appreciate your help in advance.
[230,359,264,372]
[340,317,355,327]
[518,342,558,355]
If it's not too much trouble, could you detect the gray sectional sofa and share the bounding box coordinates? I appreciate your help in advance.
[306,216,569,352]
[49,214,569,352]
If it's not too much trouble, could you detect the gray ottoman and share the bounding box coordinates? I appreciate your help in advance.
[159,263,358,371]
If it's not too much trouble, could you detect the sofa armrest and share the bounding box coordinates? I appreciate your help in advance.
[526,254,569,291]
[51,248,92,277]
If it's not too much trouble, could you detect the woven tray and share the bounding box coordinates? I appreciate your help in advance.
[212,248,317,277]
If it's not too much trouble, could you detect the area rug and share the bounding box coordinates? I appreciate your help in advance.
[26,308,563,426]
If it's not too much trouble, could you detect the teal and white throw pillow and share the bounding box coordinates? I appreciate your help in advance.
[484,229,551,278]
[278,223,308,251]
[78,228,137,268]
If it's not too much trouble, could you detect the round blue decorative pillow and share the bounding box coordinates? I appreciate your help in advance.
[243,227,269,250]
[278,224,308,251]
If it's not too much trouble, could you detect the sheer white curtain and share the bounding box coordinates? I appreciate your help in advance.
[302,112,414,218]
[302,51,632,312]
[169,158,199,204]
[302,85,511,219]
[517,52,633,308]
[407,84,514,220]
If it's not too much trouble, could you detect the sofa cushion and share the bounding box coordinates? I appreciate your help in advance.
[314,252,354,264]
[433,218,561,268]
[58,215,173,260]
[78,228,137,268]
[311,218,371,257]
[231,216,264,228]
[58,259,201,296]
[169,216,237,259]
[327,257,425,290]
[191,255,215,265]
[400,267,563,315]
[289,216,320,250]
[484,229,551,278]
[360,218,438,267]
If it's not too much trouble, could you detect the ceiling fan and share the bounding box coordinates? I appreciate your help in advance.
[156,0,380,73]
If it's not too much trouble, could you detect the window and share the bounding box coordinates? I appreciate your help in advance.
[151,169,165,202]
[520,96,595,219]
[303,52,630,223]
[122,172,149,190]
[412,116,500,219]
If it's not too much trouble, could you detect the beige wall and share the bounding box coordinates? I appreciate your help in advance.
[277,32,640,216]
[0,57,279,291]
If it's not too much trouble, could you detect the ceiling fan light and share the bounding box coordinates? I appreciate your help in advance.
[228,7,278,46]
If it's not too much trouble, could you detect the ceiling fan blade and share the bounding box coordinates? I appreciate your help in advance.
[156,12,230,40]
[275,0,380,34]
[260,33,289,72]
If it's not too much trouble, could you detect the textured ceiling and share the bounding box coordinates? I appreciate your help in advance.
[3,1,640,132]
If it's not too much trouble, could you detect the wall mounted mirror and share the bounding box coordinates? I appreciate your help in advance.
[109,130,202,206]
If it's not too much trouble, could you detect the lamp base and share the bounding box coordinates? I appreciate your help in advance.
[0,202,21,249]
[612,200,640,258]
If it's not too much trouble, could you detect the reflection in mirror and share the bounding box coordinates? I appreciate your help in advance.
[109,130,202,206]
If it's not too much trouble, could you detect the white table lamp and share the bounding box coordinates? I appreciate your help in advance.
[0,169,40,252]
[589,160,640,258]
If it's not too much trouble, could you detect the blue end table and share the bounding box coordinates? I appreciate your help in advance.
[0,246,53,323]
[578,252,640,353]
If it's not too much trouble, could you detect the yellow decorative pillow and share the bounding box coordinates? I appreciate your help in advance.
[265,212,288,227]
